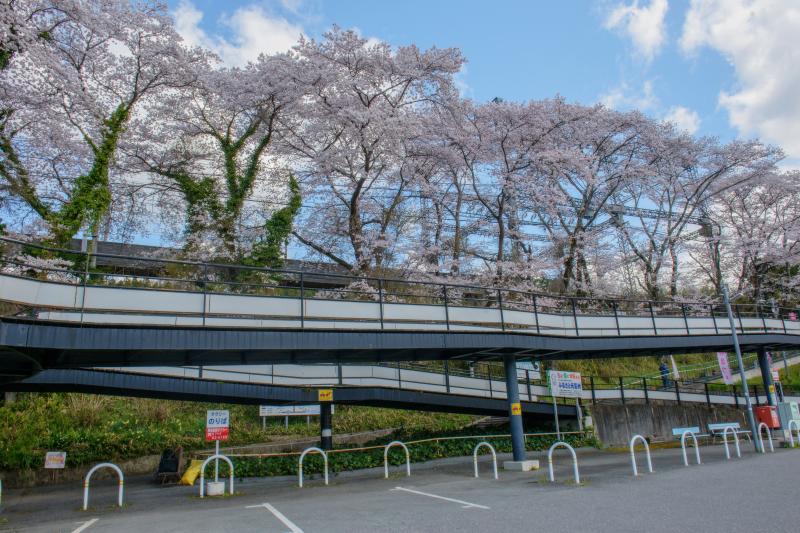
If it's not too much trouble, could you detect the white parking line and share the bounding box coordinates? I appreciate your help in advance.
[392,486,490,509]
[246,502,305,533]
[71,518,99,533]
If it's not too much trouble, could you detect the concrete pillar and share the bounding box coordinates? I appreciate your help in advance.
[503,355,528,466]
[757,347,777,406]
[320,403,333,450]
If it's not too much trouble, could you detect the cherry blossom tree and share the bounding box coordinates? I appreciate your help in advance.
[284,28,463,275]
[133,52,302,264]
[0,0,201,246]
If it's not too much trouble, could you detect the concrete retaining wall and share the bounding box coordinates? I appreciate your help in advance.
[589,401,748,446]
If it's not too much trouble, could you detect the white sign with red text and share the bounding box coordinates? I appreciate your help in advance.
[205,410,229,441]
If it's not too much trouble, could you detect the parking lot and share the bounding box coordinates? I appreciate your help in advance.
[3,444,800,533]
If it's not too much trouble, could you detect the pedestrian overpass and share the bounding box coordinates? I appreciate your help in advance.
[2,237,799,460]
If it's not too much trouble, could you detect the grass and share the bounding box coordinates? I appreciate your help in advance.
[0,393,476,472]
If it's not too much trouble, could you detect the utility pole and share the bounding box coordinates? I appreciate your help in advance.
[723,285,761,452]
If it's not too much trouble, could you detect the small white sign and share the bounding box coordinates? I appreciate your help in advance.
[44,451,66,469]
[259,405,333,417]
[516,361,541,380]
[206,409,229,441]
[548,370,583,398]
[772,370,780,381]
[717,352,734,385]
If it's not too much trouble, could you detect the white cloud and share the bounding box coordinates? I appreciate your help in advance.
[680,0,800,158]
[173,1,303,67]
[663,105,701,134]
[604,0,669,62]
[600,80,658,110]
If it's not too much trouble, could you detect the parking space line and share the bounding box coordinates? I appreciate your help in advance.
[246,502,305,533]
[71,518,99,533]
[392,486,490,509]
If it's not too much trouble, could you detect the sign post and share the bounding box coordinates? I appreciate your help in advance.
[206,410,229,482]
[548,370,583,440]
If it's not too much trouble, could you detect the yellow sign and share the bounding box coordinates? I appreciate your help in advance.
[511,403,522,416]
[769,385,775,394]
[318,389,333,402]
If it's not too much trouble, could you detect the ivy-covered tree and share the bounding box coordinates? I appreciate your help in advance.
[136,53,302,265]
[0,0,201,245]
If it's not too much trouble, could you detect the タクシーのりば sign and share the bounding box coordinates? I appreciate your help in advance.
[206,410,229,441]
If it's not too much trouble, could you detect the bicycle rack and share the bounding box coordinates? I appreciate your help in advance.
[472,442,498,479]
[721,426,741,459]
[83,463,124,510]
[299,447,329,487]
[680,431,701,466]
[547,441,580,485]
[629,435,653,476]
[199,454,234,498]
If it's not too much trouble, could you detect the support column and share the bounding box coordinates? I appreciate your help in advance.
[502,355,537,471]
[757,347,777,406]
[320,403,333,450]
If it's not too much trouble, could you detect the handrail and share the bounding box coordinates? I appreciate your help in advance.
[788,420,800,448]
[472,442,498,479]
[3,235,799,318]
[680,431,701,466]
[299,446,328,487]
[383,441,411,479]
[547,441,580,484]
[629,435,653,476]
[83,462,124,510]
[757,423,774,453]
[199,454,234,497]
[721,426,741,459]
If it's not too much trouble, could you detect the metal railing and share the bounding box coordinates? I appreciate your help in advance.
[2,236,799,338]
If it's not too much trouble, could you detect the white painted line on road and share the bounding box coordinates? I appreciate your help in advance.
[392,486,490,509]
[246,502,305,533]
[71,518,99,533]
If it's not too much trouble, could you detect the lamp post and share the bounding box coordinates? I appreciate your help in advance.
[722,284,760,452]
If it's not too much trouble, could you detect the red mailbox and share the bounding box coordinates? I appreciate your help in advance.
[754,406,780,429]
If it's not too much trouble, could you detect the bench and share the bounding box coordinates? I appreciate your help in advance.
[707,422,752,443]
[671,427,705,438]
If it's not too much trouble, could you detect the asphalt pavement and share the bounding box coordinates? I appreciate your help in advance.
[2,443,799,532]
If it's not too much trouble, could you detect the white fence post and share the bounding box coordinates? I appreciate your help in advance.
[299,447,329,488]
[680,430,701,466]
[788,420,800,448]
[547,441,580,485]
[721,426,741,459]
[384,441,411,479]
[199,454,234,498]
[757,422,775,453]
[472,442,498,480]
[629,435,653,476]
[83,463,124,511]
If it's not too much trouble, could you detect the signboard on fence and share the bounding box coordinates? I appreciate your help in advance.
[259,405,334,417]
[205,409,229,441]
[548,371,583,398]
[516,361,542,380]
[44,451,66,469]
[717,352,734,385]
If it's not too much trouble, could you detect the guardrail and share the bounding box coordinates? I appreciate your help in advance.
[2,236,800,339]
[108,359,800,411]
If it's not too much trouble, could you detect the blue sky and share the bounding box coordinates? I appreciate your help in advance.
[168,0,800,164]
